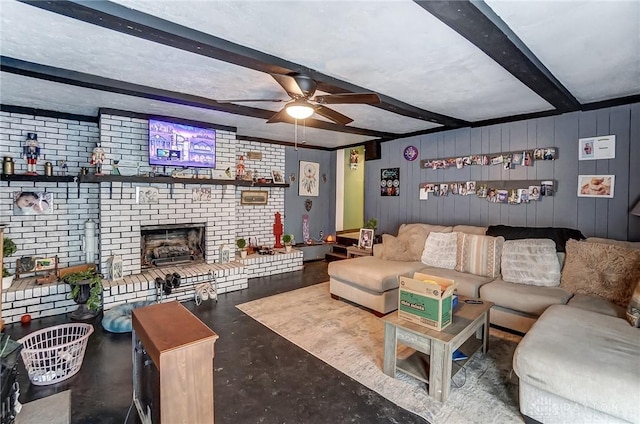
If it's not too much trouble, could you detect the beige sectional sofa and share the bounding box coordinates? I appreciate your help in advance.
[329,222,571,332]
[328,223,640,422]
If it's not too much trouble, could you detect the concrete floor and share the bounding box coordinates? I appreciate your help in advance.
[4,260,427,424]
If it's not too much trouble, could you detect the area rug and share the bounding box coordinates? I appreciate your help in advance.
[237,282,523,424]
[15,390,70,424]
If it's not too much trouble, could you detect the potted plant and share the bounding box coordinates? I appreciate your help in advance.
[2,237,17,290]
[236,238,247,258]
[63,268,103,320]
[282,234,293,253]
[363,218,378,232]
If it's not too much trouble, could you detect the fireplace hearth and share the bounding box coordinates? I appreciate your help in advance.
[141,224,205,268]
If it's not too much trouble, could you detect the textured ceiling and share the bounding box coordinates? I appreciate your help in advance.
[1,0,638,149]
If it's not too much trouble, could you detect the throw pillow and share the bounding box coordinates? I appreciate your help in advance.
[500,239,561,286]
[421,232,458,269]
[560,239,640,308]
[626,280,640,327]
[486,225,585,252]
[398,224,453,261]
[455,233,504,278]
[380,234,412,261]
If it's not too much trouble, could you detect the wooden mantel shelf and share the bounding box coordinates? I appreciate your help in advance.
[1,173,289,188]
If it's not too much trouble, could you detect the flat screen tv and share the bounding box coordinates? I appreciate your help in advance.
[148,119,216,168]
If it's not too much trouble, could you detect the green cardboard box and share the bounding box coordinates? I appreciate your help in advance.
[397,272,457,331]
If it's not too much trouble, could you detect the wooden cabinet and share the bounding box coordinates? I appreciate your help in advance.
[132,301,218,423]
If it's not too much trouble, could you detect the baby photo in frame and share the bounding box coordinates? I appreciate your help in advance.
[13,191,54,215]
[358,228,374,249]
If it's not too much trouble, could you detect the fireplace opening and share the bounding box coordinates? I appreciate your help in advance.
[141,224,205,268]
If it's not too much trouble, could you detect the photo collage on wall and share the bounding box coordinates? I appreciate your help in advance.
[421,148,556,171]
[380,168,400,196]
[419,180,554,204]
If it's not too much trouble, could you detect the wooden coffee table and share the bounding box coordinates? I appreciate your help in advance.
[382,298,493,402]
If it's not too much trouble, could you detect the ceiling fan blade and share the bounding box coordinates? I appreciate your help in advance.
[315,105,353,125]
[314,93,381,105]
[271,74,305,98]
[266,107,291,124]
[216,98,287,103]
[271,73,318,98]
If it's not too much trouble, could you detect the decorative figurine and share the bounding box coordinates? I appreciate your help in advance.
[236,155,246,180]
[23,133,40,175]
[273,212,284,248]
[91,143,105,175]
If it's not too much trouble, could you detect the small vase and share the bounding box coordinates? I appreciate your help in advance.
[240,250,247,259]
[285,245,292,253]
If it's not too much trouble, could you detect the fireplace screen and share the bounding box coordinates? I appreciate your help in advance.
[141,224,205,268]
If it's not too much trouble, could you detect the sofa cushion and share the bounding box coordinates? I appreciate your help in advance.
[480,278,572,316]
[420,232,458,269]
[586,237,640,250]
[328,256,425,293]
[626,280,640,327]
[486,224,585,252]
[455,233,504,278]
[560,239,640,308]
[452,225,487,235]
[500,239,561,286]
[566,294,626,319]
[379,234,412,261]
[397,224,453,261]
[513,305,640,423]
[418,266,494,298]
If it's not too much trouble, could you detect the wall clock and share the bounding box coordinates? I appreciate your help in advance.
[404,145,418,161]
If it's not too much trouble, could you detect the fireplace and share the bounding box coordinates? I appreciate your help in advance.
[141,224,205,268]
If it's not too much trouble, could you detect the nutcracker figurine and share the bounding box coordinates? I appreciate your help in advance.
[91,143,105,175]
[23,133,40,175]
[236,155,246,180]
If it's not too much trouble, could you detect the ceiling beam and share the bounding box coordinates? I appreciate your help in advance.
[18,0,467,128]
[414,0,581,113]
[1,56,398,139]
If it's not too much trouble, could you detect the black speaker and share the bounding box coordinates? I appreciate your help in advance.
[364,140,381,161]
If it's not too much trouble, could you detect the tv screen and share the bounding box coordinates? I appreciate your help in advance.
[148,119,216,168]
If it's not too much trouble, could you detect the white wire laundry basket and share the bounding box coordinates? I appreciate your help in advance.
[17,323,94,385]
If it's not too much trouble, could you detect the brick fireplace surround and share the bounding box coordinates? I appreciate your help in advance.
[0,110,303,324]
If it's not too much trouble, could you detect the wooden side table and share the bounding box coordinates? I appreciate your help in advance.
[382,299,493,402]
[346,246,372,258]
[132,301,219,423]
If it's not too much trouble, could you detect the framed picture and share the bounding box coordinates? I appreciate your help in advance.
[136,186,159,204]
[192,187,212,202]
[578,175,615,198]
[380,168,400,196]
[240,190,268,205]
[579,135,615,160]
[13,191,54,215]
[358,228,374,249]
[299,161,319,196]
[109,255,123,282]
[272,169,285,184]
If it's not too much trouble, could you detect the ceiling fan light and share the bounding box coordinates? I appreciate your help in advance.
[286,101,314,119]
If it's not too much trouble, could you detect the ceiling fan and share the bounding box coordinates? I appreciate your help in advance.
[218,73,381,125]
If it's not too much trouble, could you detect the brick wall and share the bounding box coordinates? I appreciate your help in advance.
[235,140,286,248]
[0,111,100,274]
[1,110,300,323]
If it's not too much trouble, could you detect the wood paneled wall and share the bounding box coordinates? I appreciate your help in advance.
[284,148,336,244]
[365,103,640,241]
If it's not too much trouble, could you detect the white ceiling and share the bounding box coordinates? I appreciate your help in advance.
[1,0,638,149]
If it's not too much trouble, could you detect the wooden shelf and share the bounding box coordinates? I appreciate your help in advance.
[80,174,289,187]
[1,173,76,183]
[1,173,289,188]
